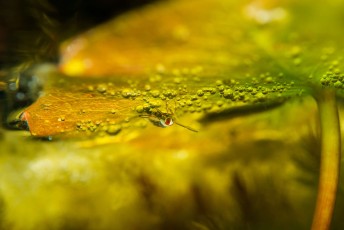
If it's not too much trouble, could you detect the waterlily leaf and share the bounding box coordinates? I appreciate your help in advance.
[23,65,304,137]
[58,0,344,87]
[23,90,140,137]
[58,0,261,77]
[22,0,344,138]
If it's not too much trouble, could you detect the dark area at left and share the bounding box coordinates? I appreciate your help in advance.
[0,0,161,129]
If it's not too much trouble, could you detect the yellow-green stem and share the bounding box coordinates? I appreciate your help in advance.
[312,90,341,230]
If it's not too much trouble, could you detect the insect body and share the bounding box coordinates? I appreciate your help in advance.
[145,109,174,128]
[162,117,173,127]
[140,107,198,132]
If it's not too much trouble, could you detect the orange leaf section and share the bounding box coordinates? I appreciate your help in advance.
[59,0,247,77]
[23,90,141,137]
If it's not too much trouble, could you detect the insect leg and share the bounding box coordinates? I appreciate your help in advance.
[175,121,198,132]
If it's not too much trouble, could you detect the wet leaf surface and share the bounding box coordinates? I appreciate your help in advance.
[22,0,344,139]
[30,0,342,139]
[22,69,301,137]
[24,89,141,137]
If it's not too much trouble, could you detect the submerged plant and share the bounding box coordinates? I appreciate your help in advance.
[3,0,344,229]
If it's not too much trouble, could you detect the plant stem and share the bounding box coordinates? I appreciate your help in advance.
[312,89,341,230]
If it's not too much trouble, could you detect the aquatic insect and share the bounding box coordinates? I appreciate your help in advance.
[140,106,198,132]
